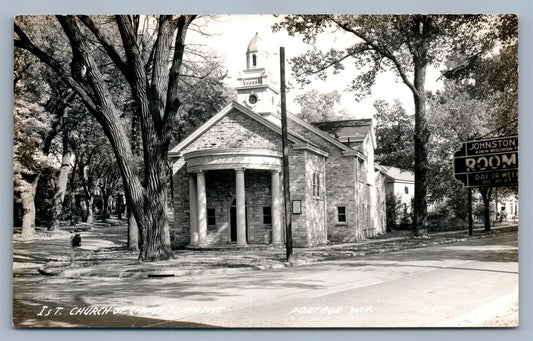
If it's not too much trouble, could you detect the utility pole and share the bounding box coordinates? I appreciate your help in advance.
[280,47,293,261]
[468,188,473,236]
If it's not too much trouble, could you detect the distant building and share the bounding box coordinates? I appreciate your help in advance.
[169,33,387,248]
[494,192,519,222]
[383,166,414,226]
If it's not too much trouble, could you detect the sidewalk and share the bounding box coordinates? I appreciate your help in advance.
[12,222,518,279]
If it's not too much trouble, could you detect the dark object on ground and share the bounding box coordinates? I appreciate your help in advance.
[147,274,175,278]
[71,234,81,247]
[38,268,61,276]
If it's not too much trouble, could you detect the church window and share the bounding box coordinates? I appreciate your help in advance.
[337,206,347,223]
[207,208,216,226]
[252,54,257,67]
[313,171,322,197]
[263,206,272,224]
[249,94,258,104]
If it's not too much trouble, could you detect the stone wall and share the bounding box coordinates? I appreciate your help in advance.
[304,150,327,246]
[287,118,387,243]
[184,108,282,152]
[172,158,189,248]
[287,119,360,243]
[374,170,387,236]
[288,148,308,247]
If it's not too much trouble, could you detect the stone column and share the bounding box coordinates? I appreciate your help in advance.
[197,171,207,246]
[235,168,247,246]
[189,176,198,246]
[271,170,282,245]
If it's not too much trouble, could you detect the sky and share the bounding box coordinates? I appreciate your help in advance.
[186,14,443,119]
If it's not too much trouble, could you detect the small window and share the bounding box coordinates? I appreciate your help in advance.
[252,54,257,67]
[337,206,346,223]
[404,186,409,194]
[263,206,272,224]
[313,171,322,197]
[207,208,216,226]
[249,94,257,104]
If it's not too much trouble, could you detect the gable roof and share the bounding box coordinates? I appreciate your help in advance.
[286,112,353,152]
[382,166,414,183]
[312,119,376,150]
[312,119,371,141]
[169,101,322,156]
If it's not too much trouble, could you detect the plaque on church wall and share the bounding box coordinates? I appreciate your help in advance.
[292,200,302,214]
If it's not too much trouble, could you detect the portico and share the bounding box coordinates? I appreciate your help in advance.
[184,148,283,247]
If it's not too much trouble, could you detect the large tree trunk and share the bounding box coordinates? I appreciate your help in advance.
[412,57,429,236]
[137,155,172,261]
[127,205,139,251]
[20,175,40,238]
[48,130,73,231]
[479,187,492,231]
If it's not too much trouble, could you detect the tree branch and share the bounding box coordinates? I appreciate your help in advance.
[162,15,196,141]
[330,17,420,98]
[14,23,98,113]
[77,15,132,84]
[293,45,371,79]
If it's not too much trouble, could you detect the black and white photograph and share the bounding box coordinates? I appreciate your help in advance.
[12,13,520,329]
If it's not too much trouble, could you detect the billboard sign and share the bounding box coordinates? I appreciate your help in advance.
[454,136,518,187]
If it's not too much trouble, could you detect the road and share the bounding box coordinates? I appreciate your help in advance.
[13,231,518,328]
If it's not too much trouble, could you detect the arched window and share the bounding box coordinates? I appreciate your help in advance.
[252,54,257,67]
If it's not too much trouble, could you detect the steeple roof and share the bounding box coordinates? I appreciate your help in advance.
[246,32,266,54]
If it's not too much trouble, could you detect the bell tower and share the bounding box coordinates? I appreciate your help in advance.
[236,33,280,115]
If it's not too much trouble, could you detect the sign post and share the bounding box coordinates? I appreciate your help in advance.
[468,188,473,236]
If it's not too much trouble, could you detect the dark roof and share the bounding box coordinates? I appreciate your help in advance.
[312,119,372,146]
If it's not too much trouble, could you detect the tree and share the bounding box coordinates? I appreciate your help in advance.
[373,99,414,170]
[13,49,68,237]
[15,15,197,261]
[442,15,518,137]
[171,52,231,145]
[426,16,518,231]
[70,114,121,225]
[13,93,48,237]
[275,14,512,235]
[47,92,76,230]
[294,89,346,122]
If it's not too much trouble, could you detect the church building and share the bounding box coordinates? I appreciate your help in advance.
[170,33,387,248]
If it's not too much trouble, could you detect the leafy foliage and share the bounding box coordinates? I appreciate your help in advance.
[294,89,346,122]
[373,99,414,170]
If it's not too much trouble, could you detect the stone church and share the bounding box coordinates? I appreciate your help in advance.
[170,33,387,248]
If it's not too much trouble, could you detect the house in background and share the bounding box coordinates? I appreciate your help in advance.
[383,166,415,225]
[169,33,387,248]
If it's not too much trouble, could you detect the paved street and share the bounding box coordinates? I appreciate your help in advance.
[13,230,518,328]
